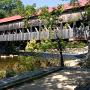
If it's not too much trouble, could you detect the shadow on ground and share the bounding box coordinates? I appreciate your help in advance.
[13,67,90,90]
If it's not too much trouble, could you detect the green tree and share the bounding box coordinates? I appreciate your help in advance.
[11,0,24,16]
[0,10,6,18]
[39,5,63,30]
[23,4,36,28]
[39,6,53,30]
[24,4,36,18]
[39,5,64,67]
[0,0,24,18]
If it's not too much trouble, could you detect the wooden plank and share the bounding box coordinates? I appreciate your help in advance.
[0,28,89,41]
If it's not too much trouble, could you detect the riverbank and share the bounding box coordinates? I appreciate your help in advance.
[8,59,90,90]
[0,46,88,58]
[0,46,87,89]
[0,54,18,58]
[22,46,88,54]
[0,59,82,90]
[0,51,89,90]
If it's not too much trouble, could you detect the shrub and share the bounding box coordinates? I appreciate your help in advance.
[25,39,66,52]
[25,39,37,51]
[6,68,16,78]
[40,40,52,52]
[0,71,6,79]
[66,41,86,48]
[19,56,60,71]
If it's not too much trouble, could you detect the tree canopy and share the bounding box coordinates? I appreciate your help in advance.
[0,0,36,19]
[39,5,63,29]
[0,0,24,18]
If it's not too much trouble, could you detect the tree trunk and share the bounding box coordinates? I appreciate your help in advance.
[86,41,90,68]
[55,31,64,67]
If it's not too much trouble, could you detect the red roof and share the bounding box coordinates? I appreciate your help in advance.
[0,0,88,24]
[63,0,88,10]
[37,0,88,15]
[48,0,88,11]
[0,15,22,23]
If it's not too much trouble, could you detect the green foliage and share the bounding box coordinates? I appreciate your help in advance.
[52,4,63,16]
[86,6,90,21]
[0,0,36,19]
[70,0,79,6]
[25,40,37,52]
[11,0,24,16]
[19,56,60,71]
[23,4,36,28]
[0,10,6,18]
[66,41,86,48]
[25,39,66,52]
[39,5,63,29]
[40,40,52,52]
[24,5,36,18]
[39,7,53,29]
[25,39,56,52]
[63,23,69,29]
[19,56,41,71]
[0,71,6,79]
[6,68,16,78]
[0,0,24,18]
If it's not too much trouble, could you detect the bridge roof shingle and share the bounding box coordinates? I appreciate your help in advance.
[0,15,22,24]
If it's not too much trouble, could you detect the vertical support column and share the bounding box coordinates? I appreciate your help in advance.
[30,26,32,40]
[60,22,63,38]
[69,22,76,41]
[39,20,42,40]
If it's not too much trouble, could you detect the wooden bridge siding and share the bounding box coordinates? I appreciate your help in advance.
[0,31,61,41]
[0,19,40,31]
[0,20,32,31]
[0,29,89,41]
[0,30,81,41]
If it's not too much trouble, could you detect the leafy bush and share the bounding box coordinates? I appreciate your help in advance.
[25,40,37,51]
[0,71,6,79]
[40,40,52,51]
[19,56,60,71]
[25,39,66,52]
[6,68,16,78]
[66,41,86,48]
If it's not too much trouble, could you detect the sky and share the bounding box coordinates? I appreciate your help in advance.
[21,0,70,8]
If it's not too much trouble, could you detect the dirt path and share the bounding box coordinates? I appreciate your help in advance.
[9,60,90,90]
